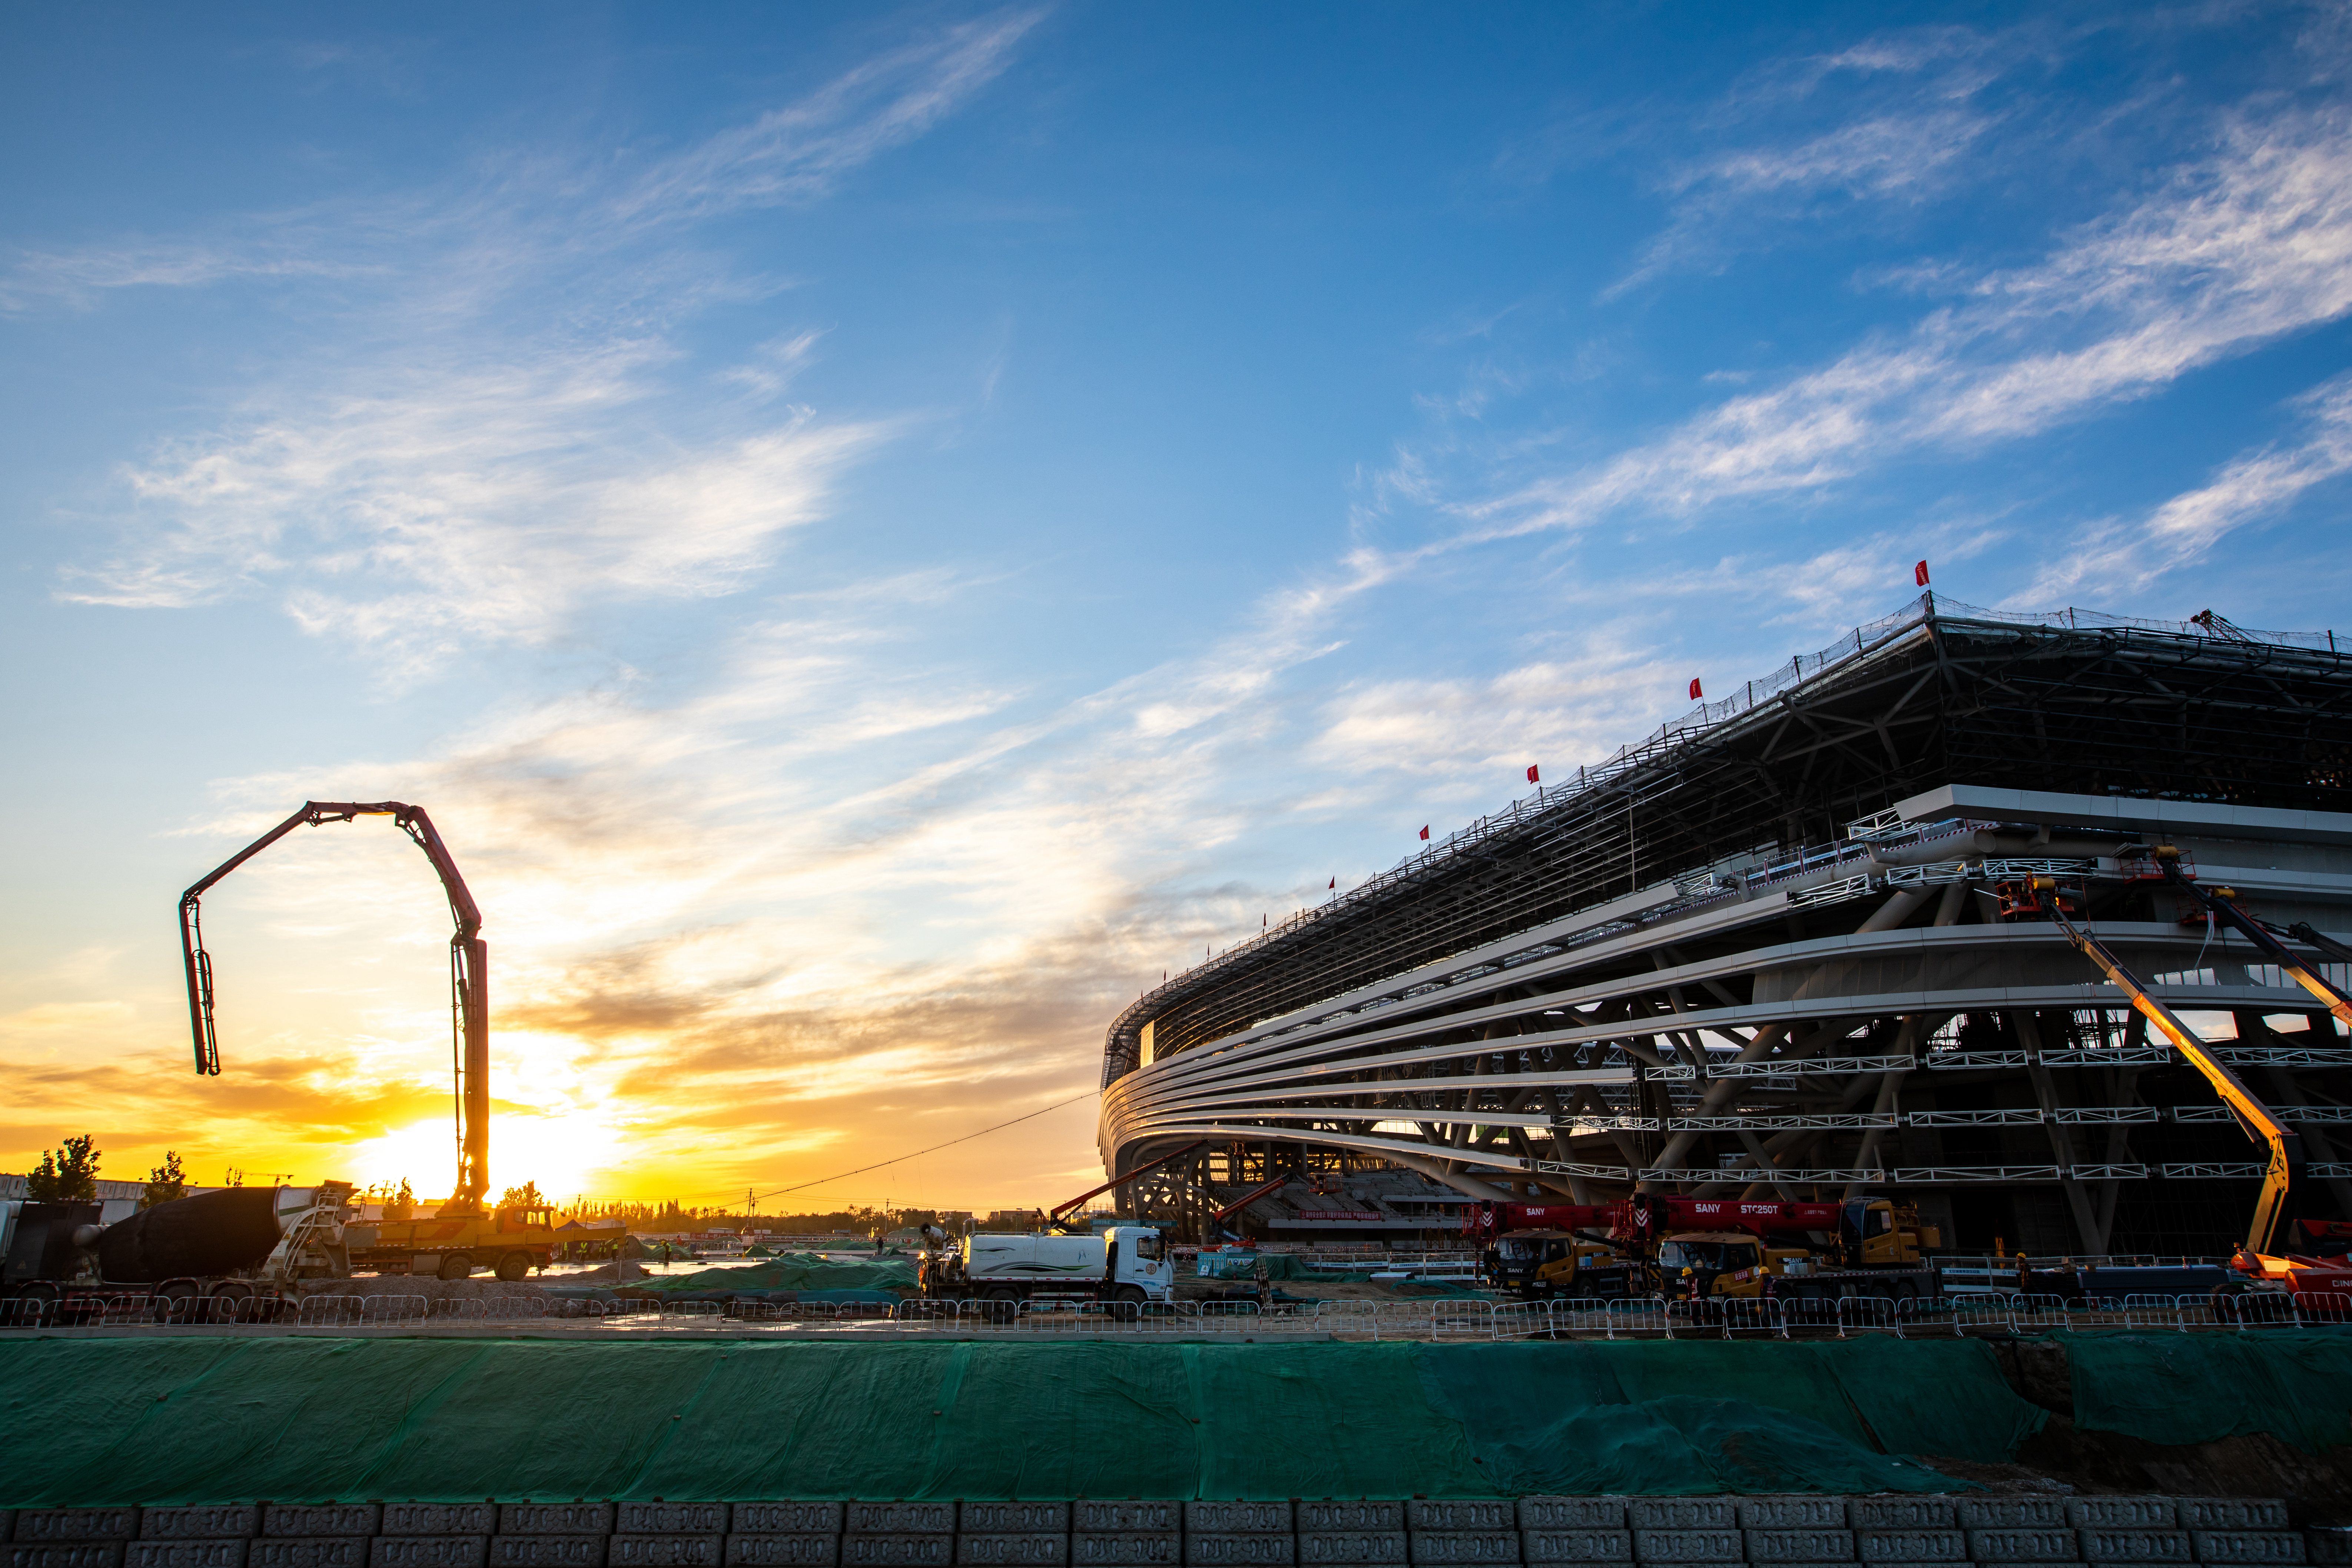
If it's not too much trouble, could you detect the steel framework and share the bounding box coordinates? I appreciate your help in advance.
[1098,595,2352,1257]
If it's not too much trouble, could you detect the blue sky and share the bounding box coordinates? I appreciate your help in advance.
[5,3,2351,1210]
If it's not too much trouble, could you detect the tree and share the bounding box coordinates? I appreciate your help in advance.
[27,1134,101,1201]
[499,1180,547,1210]
[140,1150,187,1209]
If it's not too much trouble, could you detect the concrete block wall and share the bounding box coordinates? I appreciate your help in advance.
[0,1500,2331,1568]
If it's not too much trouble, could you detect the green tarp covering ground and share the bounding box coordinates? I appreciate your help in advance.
[2059,1331,2352,1453]
[0,1336,2042,1506]
[633,1252,918,1294]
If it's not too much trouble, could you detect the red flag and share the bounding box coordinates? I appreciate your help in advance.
[1526,764,1540,784]
[1688,677,1703,700]
[1328,876,1335,889]
[1914,559,1930,586]
[1418,825,1430,841]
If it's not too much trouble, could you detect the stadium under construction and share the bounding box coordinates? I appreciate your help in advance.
[1097,591,2352,1259]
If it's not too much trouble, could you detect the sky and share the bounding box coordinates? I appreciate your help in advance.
[5,3,2352,1215]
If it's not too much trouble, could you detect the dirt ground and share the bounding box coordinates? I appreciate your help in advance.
[293,1273,554,1303]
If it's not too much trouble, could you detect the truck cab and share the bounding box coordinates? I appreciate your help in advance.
[1658,1231,1810,1299]
[1490,1229,1635,1301]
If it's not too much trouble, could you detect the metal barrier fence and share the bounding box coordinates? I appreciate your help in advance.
[11,1286,2352,1338]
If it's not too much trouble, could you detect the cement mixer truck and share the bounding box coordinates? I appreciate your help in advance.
[0,1182,353,1323]
[918,1226,1173,1309]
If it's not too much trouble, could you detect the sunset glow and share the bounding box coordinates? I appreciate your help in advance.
[7,9,2351,1215]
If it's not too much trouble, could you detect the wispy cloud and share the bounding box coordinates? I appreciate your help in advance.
[44,13,1040,674]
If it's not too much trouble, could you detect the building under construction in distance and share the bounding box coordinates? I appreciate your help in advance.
[1097,592,2352,1258]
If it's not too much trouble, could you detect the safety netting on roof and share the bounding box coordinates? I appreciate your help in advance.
[0,1336,2051,1505]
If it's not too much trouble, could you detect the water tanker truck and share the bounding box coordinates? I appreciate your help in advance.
[1,1181,353,1323]
[918,1226,1172,1306]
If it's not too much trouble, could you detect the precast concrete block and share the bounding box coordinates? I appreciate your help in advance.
[2182,1510,2292,1536]
[17,1514,139,1544]
[1967,1531,2078,1562]
[2078,1531,2192,1564]
[499,1512,614,1540]
[1738,1501,1850,1531]
[1518,1504,1624,1534]
[369,1540,488,1568]
[731,1512,839,1539]
[845,1512,954,1540]
[618,1511,728,1539]
[263,1514,380,1542]
[2068,1505,2180,1532]
[958,1510,1065,1538]
[1185,1508,1291,1537]
[1402,1535,1518,1567]
[1959,1503,2068,1532]
[3,1515,15,1547]
[840,1541,951,1568]
[609,1539,724,1568]
[249,1539,368,1568]
[1405,1508,1513,1537]
[1298,1509,1400,1537]
[1517,1530,1630,1564]
[1068,1537,1177,1568]
[1849,1504,1955,1533]
[127,1544,247,1568]
[1853,1532,1964,1564]
[142,1512,259,1542]
[383,1513,495,1540]
[956,1538,1064,1567]
[726,1542,837,1568]
[1627,1505,1735,1534]
[1628,1531,1740,1565]
[12,1547,127,1568]
[1741,1531,1853,1563]
[2189,1535,2304,1565]
[1183,1538,1290,1568]
[487,1538,607,1568]
[2306,1534,2352,1568]
[1295,1534,1403,1566]
[1072,1514,1175,1541]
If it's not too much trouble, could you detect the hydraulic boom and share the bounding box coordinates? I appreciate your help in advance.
[179,801,491,1216]
[2146,848,2352,1030]
[2040,890,2301,1257]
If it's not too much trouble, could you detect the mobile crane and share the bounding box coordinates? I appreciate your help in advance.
[179,801,553,1281]
[1621,1195,1941,1302]
[1462,1202,1638,1300]
[2021,875,2352,1304]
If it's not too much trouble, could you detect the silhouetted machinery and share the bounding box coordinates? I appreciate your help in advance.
[3,1182,353,1322]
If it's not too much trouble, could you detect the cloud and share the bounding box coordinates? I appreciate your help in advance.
[1440,106,2352,557]
[2023,371,2352,602]
[44,13,1042,671]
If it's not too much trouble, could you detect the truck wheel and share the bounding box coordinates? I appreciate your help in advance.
[439,1253,473,1282]
[495,1252,530,1282]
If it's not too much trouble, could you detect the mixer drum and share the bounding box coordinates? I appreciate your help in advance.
[96,1187,281,1282]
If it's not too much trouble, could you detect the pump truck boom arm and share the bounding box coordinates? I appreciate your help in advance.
[2153,854,2352,1030]
[2042,894,2301,1256]
[1047,1140,1205,1225]
[179,801,490,1215]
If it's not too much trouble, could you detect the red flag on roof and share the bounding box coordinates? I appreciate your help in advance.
[1419,825,1430,841]
[1689,677,1703,700]
[1915,559,1931,586]
[1527,764,1540,784]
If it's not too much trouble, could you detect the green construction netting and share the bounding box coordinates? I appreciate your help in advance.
[2059,1330,2352,1453]
[0,1337,2044,1507]
[633,1252,918,1294]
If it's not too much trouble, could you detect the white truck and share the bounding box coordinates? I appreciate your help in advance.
[919,1226,1172,1305]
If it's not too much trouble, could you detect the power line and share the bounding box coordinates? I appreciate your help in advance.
[703,1087,1101,1207]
